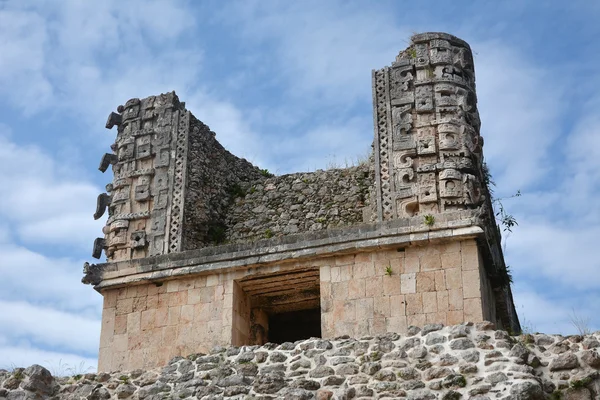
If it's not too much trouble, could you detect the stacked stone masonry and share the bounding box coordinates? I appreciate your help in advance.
[4,324,600,400]
[85,32,521,373]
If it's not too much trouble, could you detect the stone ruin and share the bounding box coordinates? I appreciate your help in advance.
[82,32,521,373]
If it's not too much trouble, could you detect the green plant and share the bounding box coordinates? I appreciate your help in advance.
[119,375,130,384]
[370,351,381,361]
[260,168,273,177]
[72,374,82,381]
[264,229,274,238]
[248,186,256,194]
[12,370,23,380]
[407,47,417,58]
[315,217,326,223]
[385,265,393,276]
[570,377,592,389]
[549,390,563,400]
[229,183,246,198]
[424,214,435,226]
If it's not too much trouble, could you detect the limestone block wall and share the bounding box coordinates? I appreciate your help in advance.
[97,237,497,372]
[319,239,497,339]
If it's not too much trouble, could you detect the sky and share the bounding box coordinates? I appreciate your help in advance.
[0,0,599,372]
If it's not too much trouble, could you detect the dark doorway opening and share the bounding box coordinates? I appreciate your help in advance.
[268,308,321,343]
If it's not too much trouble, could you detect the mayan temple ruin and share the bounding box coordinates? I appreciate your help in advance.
[83,32,521,372]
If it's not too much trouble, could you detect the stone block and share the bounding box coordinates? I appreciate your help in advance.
[333,300,356,321]
[365,276,383,296]
[336,254,355,265]
[104,291,118,309]
[340,265,353,281]
[147,294,158,309]
[437,291,449,312]
[390,294,406,317]
[405,293,423,315]
[462,269,481,299]
[383,276,401,295]
[374,296,391,317]
[434,270,446,291]
[116,297,134,315]
[407,313,426,328]
[127,311,141,334]
[166,280,179,293]
[348,279,366,299]
[114,314,127,335]
[330,266,342,282]
[355,252,373,263]
[404,254,420,273]
[461,242,479,271]
[140,309,155,331]
[445,268,462,290]
[401,273,417,294]
[386,316,408,333]
[416,271,436,292]
[180,304,194,324]
[206,274,219,286]
[155,307,168,328]
[167,306,181,326]
[332,282,349,300]
[353,261,375,278]
[369,316,387,335]
[426,312,447,325]
[463,298,483,322]
[169,290,188,307]
[420,253,441,271]
[448,289,463,311]
[356,298,374,320]
[422,292,437,313]
[320,265,331,281]
[447,310,464,325]
[441,252,461,269]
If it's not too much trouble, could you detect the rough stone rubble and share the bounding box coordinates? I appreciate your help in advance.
[2,323,600,400]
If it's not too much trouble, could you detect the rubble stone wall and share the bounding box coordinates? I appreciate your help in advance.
[224,165,374,244]
[4,324,600,400]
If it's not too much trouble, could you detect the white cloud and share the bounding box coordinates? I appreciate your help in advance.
[0,134,103,250]
[0,301,100,356]
[475,40,564,193]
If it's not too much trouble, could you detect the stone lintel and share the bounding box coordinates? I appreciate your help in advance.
[91,215,484,291]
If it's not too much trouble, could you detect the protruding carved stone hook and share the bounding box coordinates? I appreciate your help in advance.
[94,193,111,220]
[98,153,118,172]
[105,112,122,129]
[92,238,106,259]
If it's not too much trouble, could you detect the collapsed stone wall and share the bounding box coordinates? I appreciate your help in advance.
[225,165,374,243]
[4,323,600,400]
[181,115,266,250]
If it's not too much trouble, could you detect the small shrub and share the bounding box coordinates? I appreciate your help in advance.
[424,214,435,226]
[370,351,381,361]
[315,217,326,224]
[260,169,273,177]
[549,390,563,400]
[385,265,393,276]
[264,229,274,239]
[570,377,592,389]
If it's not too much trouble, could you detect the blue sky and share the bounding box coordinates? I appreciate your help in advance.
[0,0,599,371]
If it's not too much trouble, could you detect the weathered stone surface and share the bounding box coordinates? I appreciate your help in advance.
[4,329,600,400]
[549,353,580,371]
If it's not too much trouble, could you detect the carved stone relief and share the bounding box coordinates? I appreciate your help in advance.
[96,92,188,261]
[372,33,486,220]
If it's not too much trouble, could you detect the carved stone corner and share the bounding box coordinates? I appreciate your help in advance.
[82,262,104,286]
